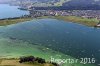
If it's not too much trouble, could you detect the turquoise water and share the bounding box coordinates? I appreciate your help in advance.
[0,19,99,66]
[0,4,100,66]
[0,4,29,19]
[0,36,95,66]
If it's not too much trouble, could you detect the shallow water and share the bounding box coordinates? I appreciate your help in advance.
[0,19,99,66]
[0,33,95,66]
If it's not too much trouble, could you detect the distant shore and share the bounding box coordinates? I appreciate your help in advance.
[54,16,99,27]
[0,16,99,27]
[37,16,100,27]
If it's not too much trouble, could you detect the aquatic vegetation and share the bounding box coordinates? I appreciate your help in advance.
[54,16,99,27]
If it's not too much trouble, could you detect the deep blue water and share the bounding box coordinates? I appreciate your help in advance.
[0,4,29,19]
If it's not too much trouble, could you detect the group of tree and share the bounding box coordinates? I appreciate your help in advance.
[19,56,59,66]
[19,56,45,64]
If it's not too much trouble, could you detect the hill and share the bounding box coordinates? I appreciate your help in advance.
[1,0,100,10]
[62,0,100,9]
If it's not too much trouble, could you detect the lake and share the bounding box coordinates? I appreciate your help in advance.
[0,4,100,66]
[0,4,29,19]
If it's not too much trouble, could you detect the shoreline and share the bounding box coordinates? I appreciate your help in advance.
[54,16,99,27]
[37,16,100,27]
[0,58,55,66]
[0,16,100,27]
[0,17,33,26]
